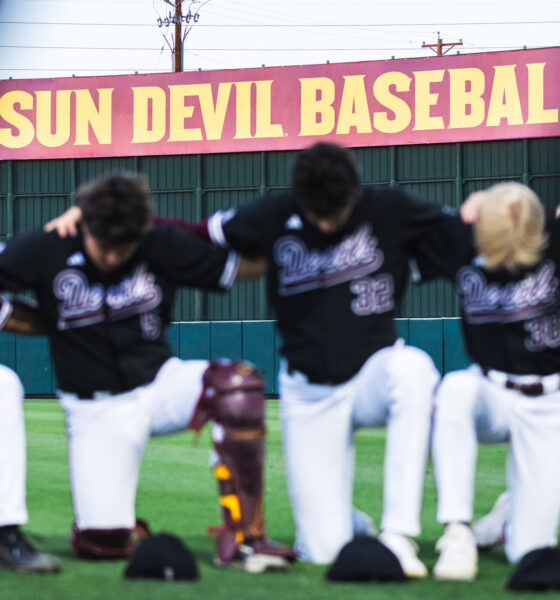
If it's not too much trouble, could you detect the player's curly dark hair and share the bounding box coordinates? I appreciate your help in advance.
[77,172,152,245]
[292,142,361,218]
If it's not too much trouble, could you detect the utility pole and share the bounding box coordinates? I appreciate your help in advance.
[174,0,183,72]
[422,33,463,56]
[157,0,207,72]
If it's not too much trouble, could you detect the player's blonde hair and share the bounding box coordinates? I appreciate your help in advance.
[474,182,547,271]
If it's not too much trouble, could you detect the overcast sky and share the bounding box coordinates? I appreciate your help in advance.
[0,0,559,80]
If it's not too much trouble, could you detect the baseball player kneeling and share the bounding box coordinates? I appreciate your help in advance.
[0,173,294,572]
[0,295,61,573]
[415,182,560,581]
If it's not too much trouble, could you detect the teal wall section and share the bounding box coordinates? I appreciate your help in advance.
[4,318,469,396]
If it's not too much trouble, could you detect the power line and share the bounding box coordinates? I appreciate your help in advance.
[1,20,559,26]
[0,44,541,51]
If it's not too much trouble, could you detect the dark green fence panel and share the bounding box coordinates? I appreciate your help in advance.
[0,332,16,370]
[242,320,276,394]
[139,155,198,192]
[203,152,261,189]
[408,318,443,373]
[398,143,456,182]
[13,159,71,197]
[355,146,391,184]
[266,150,295,188]
[75,157,137,186]
[443,318,471,373]
[14,195,69,234]
[0,160,9,237]
[462,139,523,180]
[179,322,210,360]
[210,321,243,361]
[15,336,52,394]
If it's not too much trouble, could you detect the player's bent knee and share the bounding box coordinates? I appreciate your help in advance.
[190,360,265,431]
[401,347,439,382]
[71,520,150,559]
[0,365,24,403]
[435,370,479,417]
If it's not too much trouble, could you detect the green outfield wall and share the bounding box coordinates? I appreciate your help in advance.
[1,137,558,394]
[1,137,559,322]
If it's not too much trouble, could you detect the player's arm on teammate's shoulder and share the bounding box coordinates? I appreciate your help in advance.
[44,204,82,237]
[409,206,476,282]
[44,202,269,262]
[236,256,267,281]
[0,294,46,335]
[0,232,49,335]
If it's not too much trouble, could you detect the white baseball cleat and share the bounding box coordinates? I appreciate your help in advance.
[433,523,478,582]
[378,531,428,578]
[473,491,509,549]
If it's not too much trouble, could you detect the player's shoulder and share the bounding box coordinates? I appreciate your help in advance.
[141,223,199,249]
[9,228,73,251]
[361,184,419,208]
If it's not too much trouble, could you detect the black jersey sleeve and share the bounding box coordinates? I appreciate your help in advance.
[207,194,276,257]
[146,226,240,290]
[545,217,560,263]
[411,211,476,281]
[0,230,48,291]
[389,188,446,247]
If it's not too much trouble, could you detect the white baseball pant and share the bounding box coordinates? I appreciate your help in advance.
[0,365,27,527]
[59,358,208,529]
[432,364,560,562]
[279,341,439,564]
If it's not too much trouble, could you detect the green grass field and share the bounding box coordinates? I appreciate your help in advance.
[1,399,534,600]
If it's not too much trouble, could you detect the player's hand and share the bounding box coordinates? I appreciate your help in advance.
[44,205,82,237]
[460,191,487,224]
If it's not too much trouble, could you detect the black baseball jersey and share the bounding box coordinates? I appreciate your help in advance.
[207,186,445,384]
[414,213,560,375]
[0,226,238,396]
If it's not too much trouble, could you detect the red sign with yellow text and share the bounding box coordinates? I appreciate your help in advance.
[1,47,558,160]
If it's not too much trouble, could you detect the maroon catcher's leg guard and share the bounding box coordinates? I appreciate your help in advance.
[190,360,296,572]
[70,519,151,560]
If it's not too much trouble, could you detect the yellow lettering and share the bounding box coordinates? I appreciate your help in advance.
[336,75,372,135]
[131,86,166,143]
[74,88,113,145]
[486,65,523,126]
[168,85,203,142]
[448,68,485,129]
[234,81,253,139]
[255,80,284,138]
[372,71,412,133]
[199,82,232,140]
[413,69,445,130]
[299,77,335,136]
[35,90,71,147]
[0,91,35,149]
[526,62,558,125]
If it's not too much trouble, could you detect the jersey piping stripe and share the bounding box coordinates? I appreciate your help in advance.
[219,252,241,289]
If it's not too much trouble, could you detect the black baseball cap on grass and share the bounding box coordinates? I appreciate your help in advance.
[326,536,407,583]
[507,547,560,591]
[124,533,199,581]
